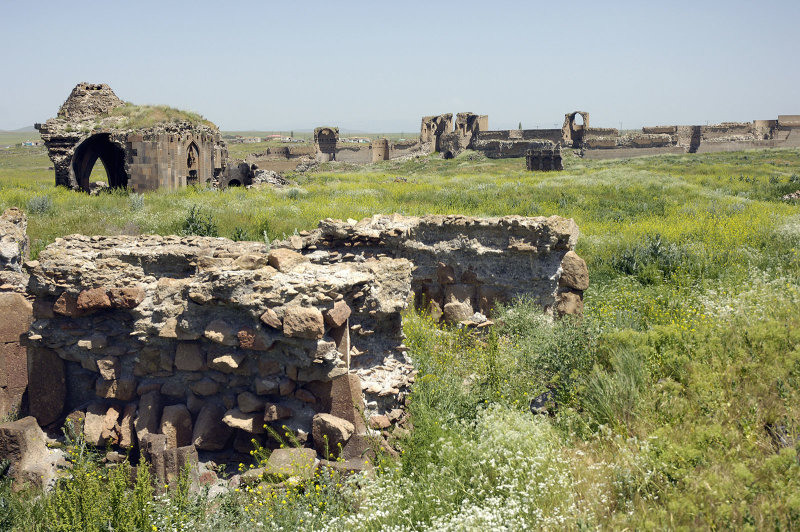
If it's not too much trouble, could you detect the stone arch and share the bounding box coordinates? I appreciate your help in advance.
[227,179,242,187]
[186,141,200,185]
[562,111,590,147]
[443,150,454,160]
[71,133,127,191]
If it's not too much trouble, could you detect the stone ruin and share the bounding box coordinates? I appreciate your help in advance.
[36,83,228,192]
[34,85,800,184]
[0,208,588,488]
[314,127,339,162]
[526,142,564,171]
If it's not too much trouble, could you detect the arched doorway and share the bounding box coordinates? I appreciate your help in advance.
[186,142,200,185]
[72,134,127,191]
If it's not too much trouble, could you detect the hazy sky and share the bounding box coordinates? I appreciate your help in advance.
[1,0,798,132]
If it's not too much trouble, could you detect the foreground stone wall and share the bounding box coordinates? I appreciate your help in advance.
[23,234,412,461]
[0,209,33,421]
[0,212,587,475]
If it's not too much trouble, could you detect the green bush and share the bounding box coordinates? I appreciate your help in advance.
[180,205,218,237]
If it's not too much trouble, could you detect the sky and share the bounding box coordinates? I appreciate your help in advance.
[1,0,798,132]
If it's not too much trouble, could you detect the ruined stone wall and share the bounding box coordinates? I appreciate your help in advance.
[314,127,339,162]
[23,235,413,459]
[526,142,563,171]
[126,128,223,192]
[0,209,32,420]
[36,83,227,192]
[278,214,588,321]
[0,212,587,465]
[371,139,390,162]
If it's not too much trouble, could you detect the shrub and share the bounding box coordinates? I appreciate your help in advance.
[27,195,53,215]
[180,205,218,237]
[128,192,144,211]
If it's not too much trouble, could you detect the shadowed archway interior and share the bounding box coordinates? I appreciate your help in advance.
[72,134,127,191]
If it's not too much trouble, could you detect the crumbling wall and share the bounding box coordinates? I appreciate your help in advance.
[23,234,413,460]
[420,114,453,153]
[1,212,588,465]
[36,84,227,192]
[526,142,563,171]
[371,139,390,162]
[314,127,339,162]
[0,209,33,420]
[279,214,588,321]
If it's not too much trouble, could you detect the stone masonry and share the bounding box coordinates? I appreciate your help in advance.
[1,212,588,476]
[36,83,227,192]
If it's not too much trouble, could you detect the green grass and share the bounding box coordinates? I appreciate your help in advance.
[102,103,216,130]
[1,147,800,529]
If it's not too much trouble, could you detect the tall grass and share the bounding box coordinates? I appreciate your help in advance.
[1,147,800,528]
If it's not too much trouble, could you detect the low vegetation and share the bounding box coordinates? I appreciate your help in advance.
[102,103,217,130]
[1,141,799,529]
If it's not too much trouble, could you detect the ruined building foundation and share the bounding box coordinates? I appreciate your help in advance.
[0,209,588,486]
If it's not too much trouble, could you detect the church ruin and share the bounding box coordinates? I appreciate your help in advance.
[36,83,227,192]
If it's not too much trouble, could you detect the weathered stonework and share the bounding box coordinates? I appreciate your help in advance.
[526,142,563,171]
[1,211,587,468]
[35,83,227,192]
[314,127,339,162]
[0,209,32,420]
[275,214,586,319]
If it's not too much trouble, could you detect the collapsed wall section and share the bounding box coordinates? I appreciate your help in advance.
[23,234,413,459]
[278,214,588,322]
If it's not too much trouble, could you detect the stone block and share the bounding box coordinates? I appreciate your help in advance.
[265,448,317,480]
[160,404,193,449]
[324,300,351,328]
[1,343,27,391]
[0,416,53,489]
[329,374,366,434]
[263,402,292,422]
[108,287,145,308]
[53,292,82,317]
[208,352,245,373]
[443,301,473,323]
[312,413,354,459]
[559,250,589,291]
[95,377,136,401]
[555,290,584,317]
[96,356,120,380]
[0,292,32,343]
[204,319,238,346]
[222,408,265,434]
[27,347,65,426]
[192,403,232,451]
[267,248,308,272]
[259,308,282,329]
[134,390,162,443]
[237,391,265,413]
[76,288,112,313]
[119,403,136,449]
[283,306,324,339]
[175,342,204,371]
[84,402,117,447]
[238,327,274,351]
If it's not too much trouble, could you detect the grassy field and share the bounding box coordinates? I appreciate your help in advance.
[1,145,800,529]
